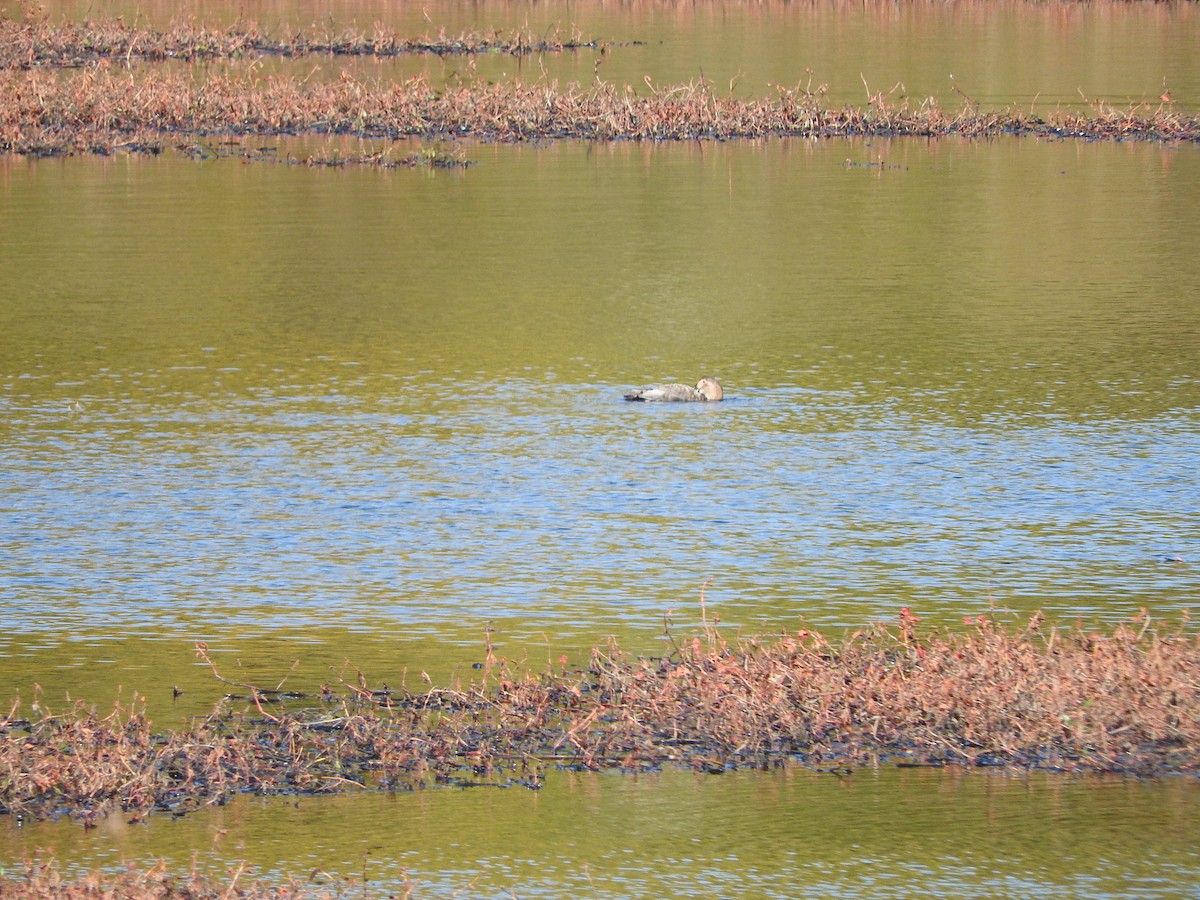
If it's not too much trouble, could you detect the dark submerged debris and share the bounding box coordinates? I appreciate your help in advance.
[174,140,472,168]
[2,610,1198,825]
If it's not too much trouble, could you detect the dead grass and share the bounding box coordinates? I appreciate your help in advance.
[2,609,1197,827]
[0,857,378,899]
[0,12,1195,161]
[0,16,605,68]
[1,63,1195,162]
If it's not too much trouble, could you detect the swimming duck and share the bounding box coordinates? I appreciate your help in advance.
[623,376,724,402]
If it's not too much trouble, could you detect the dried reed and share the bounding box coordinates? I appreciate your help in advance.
[0,16,604,68]
[0,12,1194,160]
[1,64,1195,162]
[0,856,378,898]
[2,610,1196,826]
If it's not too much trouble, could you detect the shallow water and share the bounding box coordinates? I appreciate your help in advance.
[3,0,1200,894]
[36,0,1200,109]
[3,138,1197,717]
[4,767,1199,898]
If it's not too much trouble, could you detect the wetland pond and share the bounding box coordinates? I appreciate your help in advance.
[2,0,1199,895]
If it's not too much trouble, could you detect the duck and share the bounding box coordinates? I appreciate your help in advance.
[623,376,724,402]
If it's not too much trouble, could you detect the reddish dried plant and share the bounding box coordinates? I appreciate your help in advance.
[2,610,1197,827]
[0,855,392,898]
[0,13,1195,162]
[0,15,600,68]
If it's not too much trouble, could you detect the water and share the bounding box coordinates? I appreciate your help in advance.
[3,767,1198,897]
[35,0,1200,108]
[3,1,1200,895]
[3,141,1196,699]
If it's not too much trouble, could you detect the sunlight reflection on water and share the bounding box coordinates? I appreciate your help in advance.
[3,766,1196,898]
[2,372,1195,645]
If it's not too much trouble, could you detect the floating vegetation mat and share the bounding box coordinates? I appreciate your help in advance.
[0,858,357,900]
[2,610,1197,827]
[0,14,1196,162]
[0,16,610,68]
[2,66,1196,161]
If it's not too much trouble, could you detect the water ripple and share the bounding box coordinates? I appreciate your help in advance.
[2,378,1195,644]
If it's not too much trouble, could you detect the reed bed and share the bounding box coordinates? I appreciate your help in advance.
[0,858,358,899]
[0,13,1194,158]
[2,610,1196,826]
[0,16,604,68]
[2,64,1196,161]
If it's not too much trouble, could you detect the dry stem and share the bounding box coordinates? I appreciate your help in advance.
[2,610,1197,826]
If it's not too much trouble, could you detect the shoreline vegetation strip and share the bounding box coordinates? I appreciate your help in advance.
[0,18,1197,159]
[0,17,616,67]
[1,67,1195,159]
[0,859,355,900]
[2,611,1197,827]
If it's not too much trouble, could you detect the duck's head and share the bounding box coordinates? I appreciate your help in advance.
[696,377,724,401]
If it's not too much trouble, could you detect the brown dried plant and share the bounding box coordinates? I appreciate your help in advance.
[0,854,388,898]
[2,608,1197,828]
[2,63,1195,163]
[0,15,607,69]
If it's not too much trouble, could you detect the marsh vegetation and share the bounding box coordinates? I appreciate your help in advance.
[2,9,1196,164]
[4,610,1196,831]
[3,2,1197,895]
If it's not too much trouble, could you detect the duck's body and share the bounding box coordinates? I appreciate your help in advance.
[624,376,724,402]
